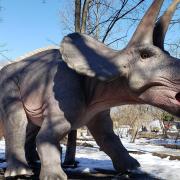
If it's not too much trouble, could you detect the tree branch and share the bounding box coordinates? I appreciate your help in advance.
[102,0,145,43]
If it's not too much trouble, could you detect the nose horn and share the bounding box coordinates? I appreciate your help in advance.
[153,0,180,50]
[127,0,164,47]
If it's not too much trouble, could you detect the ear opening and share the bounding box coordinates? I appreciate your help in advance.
[60,33,120,81]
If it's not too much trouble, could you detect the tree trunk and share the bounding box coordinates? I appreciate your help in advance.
[75,0,81,32]
[63,0,82,167]
[163,120,168,138]
[175,131,179,143]
[130,118,139,143]
[63,130,77,166]
[81,0,92,33]
[95,0,100,39]
[130,126,139,143]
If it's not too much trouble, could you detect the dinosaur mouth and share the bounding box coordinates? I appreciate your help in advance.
[175,92,180,103]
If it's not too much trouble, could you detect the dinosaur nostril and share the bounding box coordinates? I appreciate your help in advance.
[175,92,180,102]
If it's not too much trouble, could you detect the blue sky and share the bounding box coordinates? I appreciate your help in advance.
[0,0,65,60]
[0,0,179,61]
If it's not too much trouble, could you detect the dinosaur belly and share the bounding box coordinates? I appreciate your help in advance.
[24,103,47,127]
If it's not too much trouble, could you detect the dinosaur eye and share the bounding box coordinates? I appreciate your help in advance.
[141,53,149,59]
[140,50,153,59]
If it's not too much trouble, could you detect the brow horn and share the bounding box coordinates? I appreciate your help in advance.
[127,0,164,47]
[153,0,180,50]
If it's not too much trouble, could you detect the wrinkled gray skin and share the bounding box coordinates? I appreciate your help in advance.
[0,0,180,180]
[64,0,180,167]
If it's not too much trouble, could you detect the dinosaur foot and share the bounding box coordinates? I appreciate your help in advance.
[113,152,140,173]
[5,162,33,177]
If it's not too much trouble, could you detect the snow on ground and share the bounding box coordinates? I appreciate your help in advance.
[63,145,180,180]
[0,140,6,168]
[133,153,180,180]
[149,138,180,146]
[64,146,114,173]
[0,138,180,179]
[121,138,180,156]
[65,138,180,180]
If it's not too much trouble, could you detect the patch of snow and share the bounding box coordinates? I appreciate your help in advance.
[133,153,180,180]
[121,138,180,156]
[149,138,180,146]
[69,145,180,180]
[0,140,5,160]
[0,138,179,179]
[62,146,113,173]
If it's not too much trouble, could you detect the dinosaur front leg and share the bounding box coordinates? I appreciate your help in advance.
[36,105,71,180]
[3,101,33,177]
[87,110,140,173]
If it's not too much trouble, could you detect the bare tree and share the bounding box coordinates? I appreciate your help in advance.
[63,0,81,166]
[0,4,11,62]
[60,0,147,45]
[63,0,93,166]
[150,108,176,138]
[112,105,152,142]
[60,0,179,53]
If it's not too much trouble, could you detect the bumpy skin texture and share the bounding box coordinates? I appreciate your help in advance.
[0,0,180,180]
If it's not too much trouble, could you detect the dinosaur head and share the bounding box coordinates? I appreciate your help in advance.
[61,0,180,117]
[124,0,180,116]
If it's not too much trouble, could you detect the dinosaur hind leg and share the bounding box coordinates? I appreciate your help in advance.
[87,110,140,173]
[25,121,40,163]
